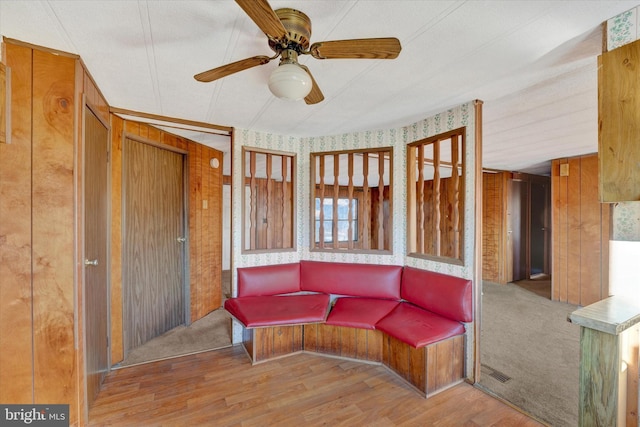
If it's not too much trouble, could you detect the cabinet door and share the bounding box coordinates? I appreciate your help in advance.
[598,38,640,202]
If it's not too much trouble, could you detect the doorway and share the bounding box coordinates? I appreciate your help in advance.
[508,174,551,294]
[83,105,110,407]
[122,137,187,355]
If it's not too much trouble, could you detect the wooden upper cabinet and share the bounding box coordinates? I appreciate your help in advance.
[598,38,640,202]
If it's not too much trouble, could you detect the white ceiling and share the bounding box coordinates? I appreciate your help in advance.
[1,0,637,175]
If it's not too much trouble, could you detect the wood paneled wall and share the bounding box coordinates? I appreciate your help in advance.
[482,171,510,284]
[0,62,8,143]
[110,117,223,363]
[187,136,223,323]
[552,154,611,306]
[0,39,108,426]
[1,39,36,408]
[1,39,223,424]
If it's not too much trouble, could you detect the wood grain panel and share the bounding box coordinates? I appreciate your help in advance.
[384,335,464,397]
[579,156,602,305]
[579,328,618,426]
[598,38,640,202]
[110,116,124,364]
[250,326,303,363]
[482,172,509,284]
[123,138,185,351]
[82,71,109,124]
[304,325,384,362]
[31,48,77,410]
[366,329,383,362]
[425,344,438,394]
[551,154,611,306]
[189,144,223,321]
[551,161,561,301]
[111,120,224,358]
[83,105,109,407]
[566,157,582,304]
[435,338,454,390]
[0,62,8,144]
[0,41,34,404]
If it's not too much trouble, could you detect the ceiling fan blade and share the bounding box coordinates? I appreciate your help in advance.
[309,37,401,60]
[235,0,288,42]
[194,56,271,82]
[300,65,324,105]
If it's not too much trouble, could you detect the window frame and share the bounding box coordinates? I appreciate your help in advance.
[310,146,393,254]
[241,146,297,254]
[406,127,465,265]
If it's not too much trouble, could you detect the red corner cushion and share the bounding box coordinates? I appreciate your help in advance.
[401,266,473,322]
[300,260,402,299]
[237,263,300,297]
[326,297,400,330]
[375,303,465,348]
[224,294,330,327]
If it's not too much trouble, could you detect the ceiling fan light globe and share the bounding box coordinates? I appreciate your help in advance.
[268,63,312,101]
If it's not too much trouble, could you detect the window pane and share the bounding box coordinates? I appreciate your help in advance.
[311,147,392,252]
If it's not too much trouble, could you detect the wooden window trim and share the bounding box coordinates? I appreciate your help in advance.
[407,127,465,265]
[310,147,393,254]
[242,147,297,253]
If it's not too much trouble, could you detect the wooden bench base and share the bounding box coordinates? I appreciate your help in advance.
[242,324,303,364]
[304,324,384,363]
[241,323,465,398]
[383,334,465,397]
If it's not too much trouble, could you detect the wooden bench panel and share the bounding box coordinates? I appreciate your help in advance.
[304,324,384,363]
[243,323,465,398]
[383,334,464,397]
[242,325,303,364]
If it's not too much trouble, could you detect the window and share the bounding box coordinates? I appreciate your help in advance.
[311,147,392,252]
[242,147,296,252]
[407,128,465,264]
[315,198,358,243]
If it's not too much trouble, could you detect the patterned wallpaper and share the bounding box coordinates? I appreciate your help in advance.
[606,6,640,241]
[231,101,479,342]
[232,100,478,277]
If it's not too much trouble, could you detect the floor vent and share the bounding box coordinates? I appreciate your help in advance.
[482,364,512,383]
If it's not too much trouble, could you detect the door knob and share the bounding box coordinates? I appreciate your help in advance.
[177,237,186,243]
[85,259,98,266]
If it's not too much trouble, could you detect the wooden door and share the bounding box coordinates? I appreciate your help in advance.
[508,179,528,281]
[84,106,109,405]
[530,179,550,276]
[123,138,186,353]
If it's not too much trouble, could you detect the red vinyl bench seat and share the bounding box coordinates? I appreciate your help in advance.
[224,294,330,327]
[325,297,400,330]
[226,261,473,398]
[375,302,465,348]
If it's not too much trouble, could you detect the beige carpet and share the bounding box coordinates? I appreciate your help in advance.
[479,281,580,427]
[116,308,232,368]
[116,271,233,368]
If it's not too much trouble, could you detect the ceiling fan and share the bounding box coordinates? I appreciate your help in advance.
[194,0,402,104]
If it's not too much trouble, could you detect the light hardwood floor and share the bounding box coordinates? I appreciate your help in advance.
[89,345,544,426]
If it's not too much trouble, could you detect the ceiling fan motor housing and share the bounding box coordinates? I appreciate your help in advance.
[269,8,312,52]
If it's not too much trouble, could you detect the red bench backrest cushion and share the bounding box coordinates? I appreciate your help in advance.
[401,266,473,322]
[237,263,301,297]
[300,260,402,299]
